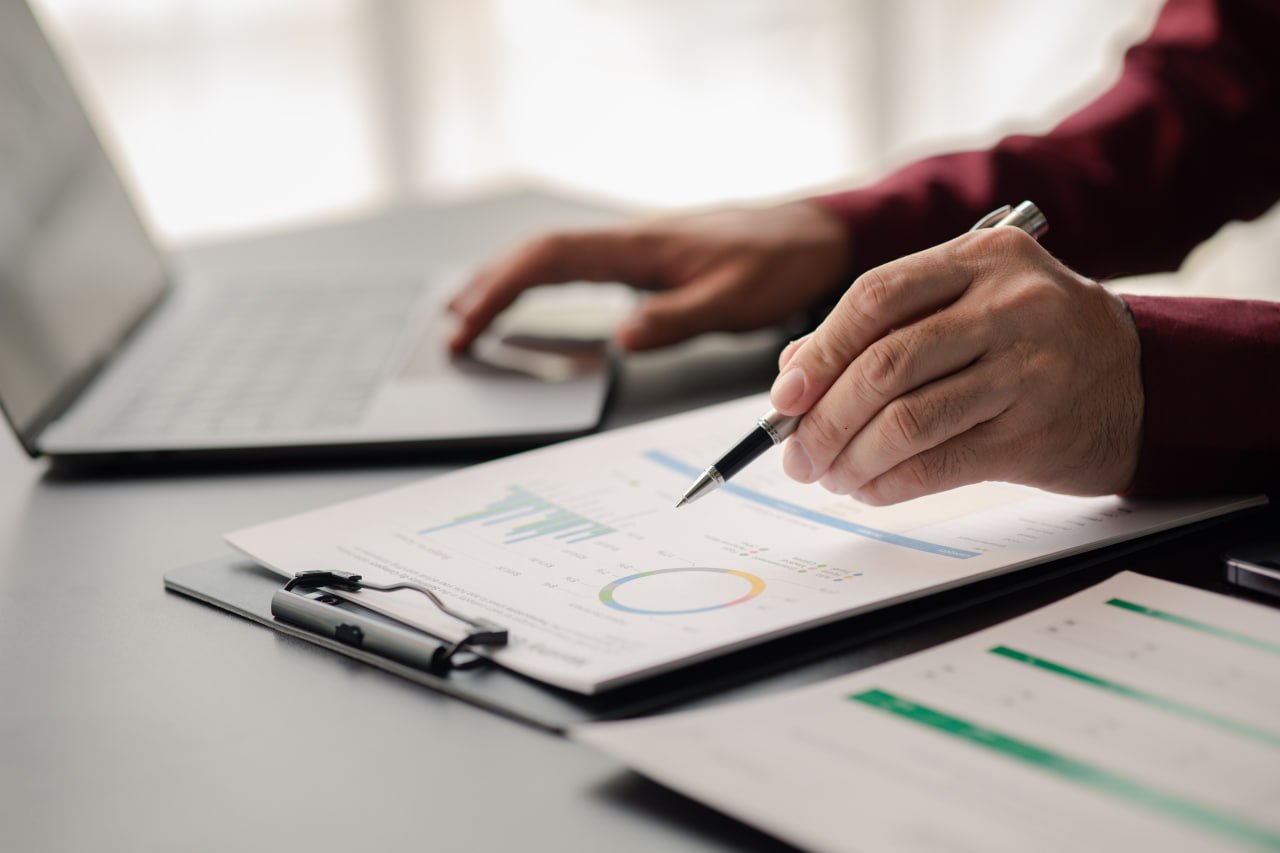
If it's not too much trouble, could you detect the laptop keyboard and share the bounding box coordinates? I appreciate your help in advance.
[100,283,424,437]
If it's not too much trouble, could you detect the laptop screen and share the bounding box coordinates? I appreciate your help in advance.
[0,2,168,451]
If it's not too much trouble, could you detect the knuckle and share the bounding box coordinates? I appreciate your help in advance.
[797,332,853,388]
[994,278,1072,338]
[863,435,987,505]
[898,454,937,495]
[809,263,913,370]
[523,234,566,270]
[864,452,943,506]
[858,336,912,399]
[951,225,1035,267]
[848,265,899,320]
[931,441,983,491]
[880,398,929,453]
[802,267,900,377]
[1005,272,1059,306]
[528,230,600,281]
[800,406,851,458]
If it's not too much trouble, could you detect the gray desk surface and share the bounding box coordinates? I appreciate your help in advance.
[0,189,796,852]
[6,189,1270,853]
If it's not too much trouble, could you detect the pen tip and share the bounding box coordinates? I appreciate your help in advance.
[675,497,689,509]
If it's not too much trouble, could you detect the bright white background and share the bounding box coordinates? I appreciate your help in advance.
[32,0,1280,298]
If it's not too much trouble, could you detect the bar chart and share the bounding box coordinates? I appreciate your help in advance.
[418,484,616,545]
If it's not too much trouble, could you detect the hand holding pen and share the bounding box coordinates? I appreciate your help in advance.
[679,201,1145,507]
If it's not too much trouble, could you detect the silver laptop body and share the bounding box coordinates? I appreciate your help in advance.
[0,1,611,466]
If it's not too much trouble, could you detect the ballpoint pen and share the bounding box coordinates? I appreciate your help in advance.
[676,200,1049,508]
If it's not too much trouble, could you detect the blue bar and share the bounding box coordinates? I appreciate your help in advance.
[553,521,595,538]
[643,449,977,559]
[481,505,546,526]
[509,510,576,534]
[516,516,591,537]
[566,526,614,544]
[504,532,548,544]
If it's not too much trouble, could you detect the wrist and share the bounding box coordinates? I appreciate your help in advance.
[1101,287,1144,493]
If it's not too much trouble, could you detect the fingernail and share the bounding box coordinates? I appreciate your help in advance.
[770,368,807,411]
[783,439,814,482]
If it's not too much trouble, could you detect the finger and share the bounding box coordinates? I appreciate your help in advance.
[782,314,989,483]
[777,333,813,371]
[768,228,1033,416]
[788,316,990,485]
[613,271,736,350]
[817,357,1016,495]
[448,230,658,352]
[769,239,977,415]
[848,419,1011,505]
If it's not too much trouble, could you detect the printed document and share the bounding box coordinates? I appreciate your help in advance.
[576,572,1280,852]
[227,394,1263,693]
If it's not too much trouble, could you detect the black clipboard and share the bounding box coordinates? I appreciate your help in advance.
[162,505,1271,733]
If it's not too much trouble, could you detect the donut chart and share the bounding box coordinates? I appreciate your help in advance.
[599,568,766,616]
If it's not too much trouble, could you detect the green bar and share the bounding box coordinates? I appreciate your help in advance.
[419,486,550,534]
[990,646,1280,748]
[1107,598,1280,656]
[510,510,577,534]
[450,486,540,522]
[850,688,1280,850]
[520,516,588,536]
[564,525,615,543]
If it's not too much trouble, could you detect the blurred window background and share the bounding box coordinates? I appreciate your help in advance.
[33,0,1279,298]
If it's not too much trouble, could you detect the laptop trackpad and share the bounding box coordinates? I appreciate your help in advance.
[399,332,606,384]
[399,283,628,383]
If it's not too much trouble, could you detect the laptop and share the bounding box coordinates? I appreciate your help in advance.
[0,2,613,466]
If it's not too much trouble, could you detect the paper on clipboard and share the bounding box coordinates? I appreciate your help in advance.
[227,393,1265,694]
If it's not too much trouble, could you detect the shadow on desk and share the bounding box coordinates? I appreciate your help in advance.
[590,773,802,853]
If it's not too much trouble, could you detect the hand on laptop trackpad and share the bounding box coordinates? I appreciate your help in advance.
[464,335,605,382]
[402,283,632,383]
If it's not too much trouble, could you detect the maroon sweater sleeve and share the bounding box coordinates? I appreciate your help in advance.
[812,0,1280,282]
[1123,296,1280,496]
[808,0,1280,497]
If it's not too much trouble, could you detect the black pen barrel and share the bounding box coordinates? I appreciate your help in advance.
[712,426,776,482]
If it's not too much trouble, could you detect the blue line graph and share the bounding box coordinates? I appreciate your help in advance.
[643,450,977,559]
[418,485,615,545]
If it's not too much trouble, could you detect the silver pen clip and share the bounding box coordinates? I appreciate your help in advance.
[970,200,1048,238]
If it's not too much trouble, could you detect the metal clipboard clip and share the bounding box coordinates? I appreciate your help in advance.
[270,570,508,676]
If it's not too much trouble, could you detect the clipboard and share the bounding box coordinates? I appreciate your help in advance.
[161,505,1269,733]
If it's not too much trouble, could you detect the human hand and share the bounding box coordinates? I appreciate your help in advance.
[448,202,849,352]
[771,227,1143,504]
